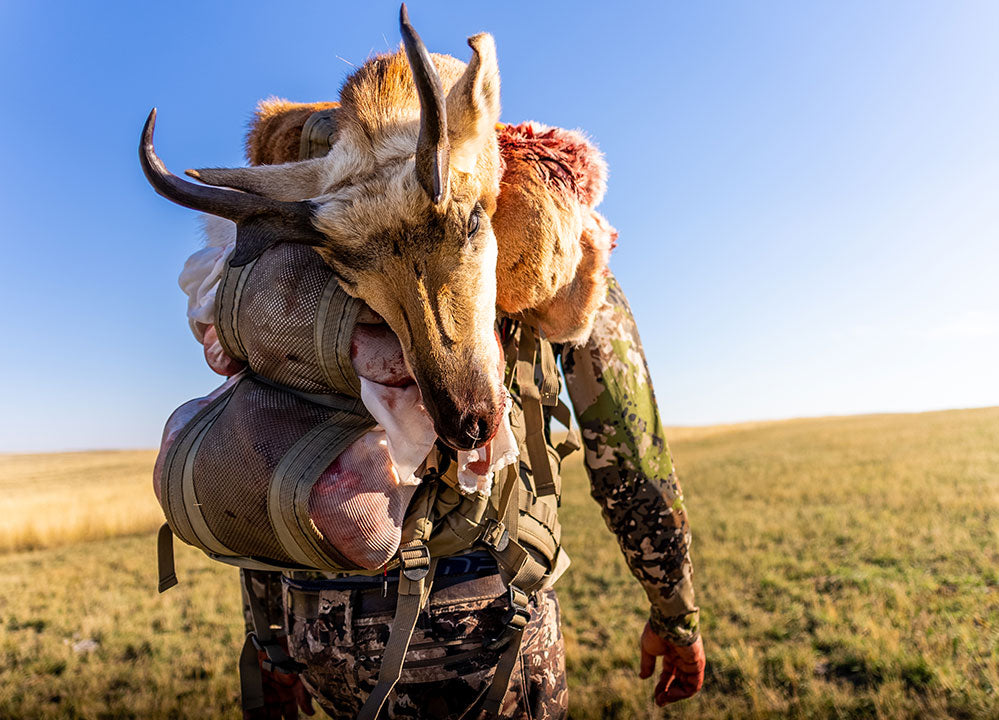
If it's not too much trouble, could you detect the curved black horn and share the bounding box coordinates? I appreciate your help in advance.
[140,108,325,265]
[400,4,450,204]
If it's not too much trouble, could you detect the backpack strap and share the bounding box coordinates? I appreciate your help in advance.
[515,327,560,497]
[156,523,178,593]
[356,542,439,720]
[160,379,243,556]
[239,569,307,712]
[268,404,375,569]
[214,258,256,364]
[551,398,581,460]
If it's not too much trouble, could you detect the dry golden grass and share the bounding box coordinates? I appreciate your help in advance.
[1,408,998,719]
[0,450,161,553]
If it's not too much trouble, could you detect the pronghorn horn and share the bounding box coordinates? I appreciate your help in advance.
[139,108,325,265]
[399,3,450,205]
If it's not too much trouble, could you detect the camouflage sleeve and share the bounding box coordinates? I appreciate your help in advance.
[560,273,700,645]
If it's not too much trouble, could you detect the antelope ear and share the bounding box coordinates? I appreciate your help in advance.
[445,33,501,174]
[186,157,327,202]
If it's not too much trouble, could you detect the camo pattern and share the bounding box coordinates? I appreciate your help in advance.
[561,273,700,645]
[284,582,566,720]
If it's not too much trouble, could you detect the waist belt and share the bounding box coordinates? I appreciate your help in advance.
[284,558,505,620]
[283,551,497,592]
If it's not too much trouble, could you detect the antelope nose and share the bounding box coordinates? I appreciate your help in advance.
[451,409,499,451]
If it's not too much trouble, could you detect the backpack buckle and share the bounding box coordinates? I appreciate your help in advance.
[480,518,510,551]
[399,544,431,582]
[248,633,306,675]
[486,584,531,650]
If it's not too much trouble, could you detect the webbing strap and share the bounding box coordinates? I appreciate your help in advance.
[314,275,363,398]
[250,371,367,414]
[481,467,549,594]
[214,258,256,363]
[482,627,527,716]
[537,337,560,406]
[516,329,558,497]
[551,399,582,460]
[356,545,438,720]
[156,523,178,593]
[239,569,306,711]
[161,379,241,551]
[269,410,374,569]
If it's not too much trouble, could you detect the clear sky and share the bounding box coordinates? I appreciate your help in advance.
[1,2,996,452]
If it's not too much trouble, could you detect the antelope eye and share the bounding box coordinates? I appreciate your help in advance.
[467,207,480,239]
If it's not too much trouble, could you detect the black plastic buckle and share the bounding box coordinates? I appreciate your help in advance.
[480,518,510,552]
[249,633,306,675]
[485,585,531,651]
[400,544,431,582]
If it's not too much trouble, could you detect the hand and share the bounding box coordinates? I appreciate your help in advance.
[243,649,315,720]
[638,622,705,706]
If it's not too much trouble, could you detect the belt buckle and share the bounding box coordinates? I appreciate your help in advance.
[399,544,431,582]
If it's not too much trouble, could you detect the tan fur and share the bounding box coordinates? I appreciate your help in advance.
[244,104,610,345]
[525,209,614,342]
[491,150,584,315]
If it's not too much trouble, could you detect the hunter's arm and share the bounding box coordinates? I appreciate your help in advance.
[560,273,699,645]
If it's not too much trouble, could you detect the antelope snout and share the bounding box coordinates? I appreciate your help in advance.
[422,385,504,452]
[450,399,503,451]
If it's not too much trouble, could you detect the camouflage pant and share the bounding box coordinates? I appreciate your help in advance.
[283,573,567,719]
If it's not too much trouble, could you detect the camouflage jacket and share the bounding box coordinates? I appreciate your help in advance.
[242,273,699,647]
[561,273,699,645]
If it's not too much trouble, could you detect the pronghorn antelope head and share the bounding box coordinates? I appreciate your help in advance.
[141,5,506,451]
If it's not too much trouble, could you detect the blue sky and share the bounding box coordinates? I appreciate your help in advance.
[1,2,996,452]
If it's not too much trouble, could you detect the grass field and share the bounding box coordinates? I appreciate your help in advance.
[1,407,998,719]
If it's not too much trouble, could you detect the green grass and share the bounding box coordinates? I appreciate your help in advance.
[2,407,998,719]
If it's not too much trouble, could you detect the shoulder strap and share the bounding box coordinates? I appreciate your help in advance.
[239,569,307,712]
[515,327,560,497]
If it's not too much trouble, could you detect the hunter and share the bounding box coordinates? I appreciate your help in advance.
[147,10,705,718]
[232,112,705,720]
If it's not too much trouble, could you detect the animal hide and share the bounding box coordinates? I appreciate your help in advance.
[246,101,616,345]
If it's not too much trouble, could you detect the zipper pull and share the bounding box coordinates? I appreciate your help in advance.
[382,568,388,598]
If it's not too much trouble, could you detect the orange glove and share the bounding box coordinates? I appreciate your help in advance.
[638,621,705,706]
[243,647,315,720]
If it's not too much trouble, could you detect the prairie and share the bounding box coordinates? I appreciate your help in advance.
[1,407,997,719]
